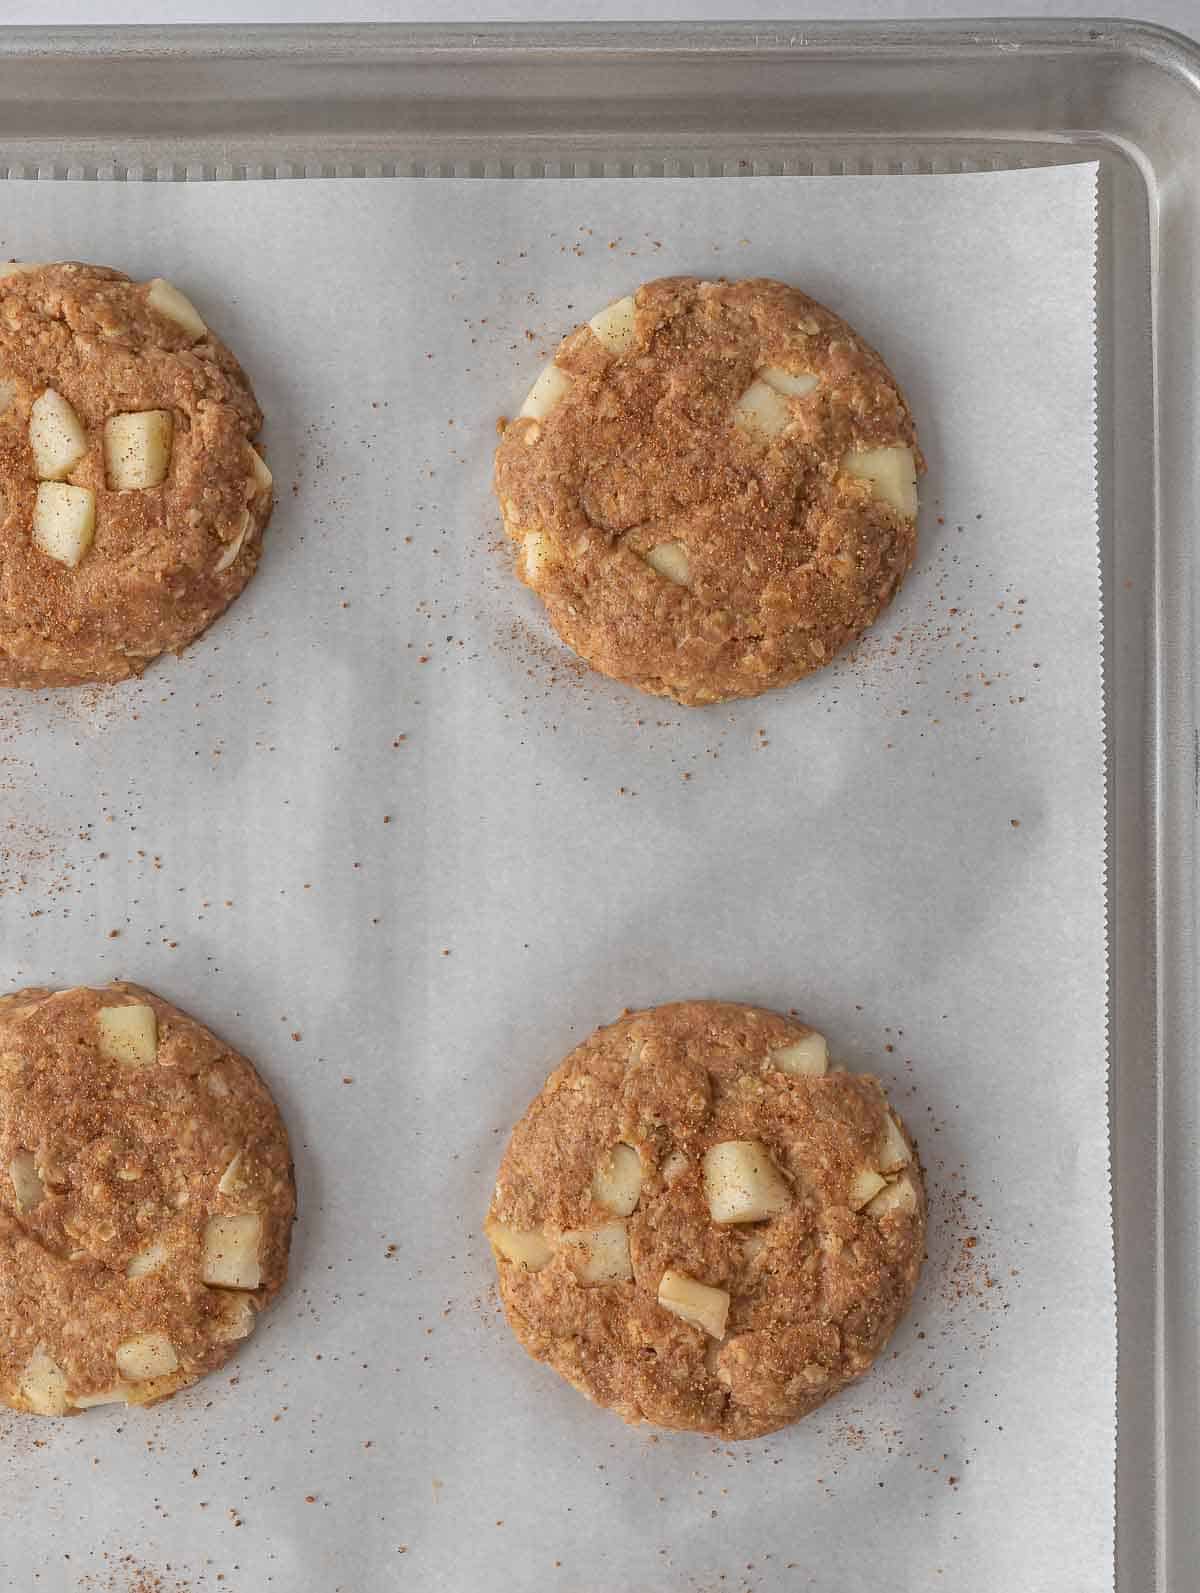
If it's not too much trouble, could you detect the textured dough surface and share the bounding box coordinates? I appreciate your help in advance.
[0,262,271,687]
[487,1001,926,1439]
[494,276,921,705]
[0,983,294,1414]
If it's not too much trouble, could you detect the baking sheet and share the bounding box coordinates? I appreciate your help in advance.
[0,167,1109,1593]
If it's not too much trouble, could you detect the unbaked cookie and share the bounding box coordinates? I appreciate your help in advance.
[486,1001,925,1439]
[0,261,273,687]
[494,276,921,705]
[0,983,294,1415]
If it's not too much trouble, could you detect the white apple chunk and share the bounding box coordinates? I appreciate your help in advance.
[769,1032,828,1078]
[211,1290,257,1342]
[29,389,87,480]
[519,362,572,421]
[703,1336,724,1379]
[521,529,559,583]
[732,378,792,441]
[588,295,638,355]
[32,483,96,567]
[17,1346,69,1415]
[877,1114,912,1174]
[9,1150,44,1212]
[104,410,173,490]
[848,1168,888,1211]
[217,1150,245,1197]
[71,1384,132,1409]
[95,1003,158,1068]
[248,444,273,494]
[658,1269,730,1340]
[201,1213,263,1289]
[843,445,918,518]
[661,1150,690,1186]
[484,1217,554,1272]
[867,1172,918,1220]
[759,367,819,398]
[591,1143,642,1216]
[560,1221,632,1284]
[115,1332,179,1381]
[146,277,207,340]
[214,508,252,574]
[126,1239,168,1279]
[703,1141,791,1224]
[642,541,690,586]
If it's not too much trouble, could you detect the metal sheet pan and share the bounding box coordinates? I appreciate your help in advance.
[0,22,1193,1592]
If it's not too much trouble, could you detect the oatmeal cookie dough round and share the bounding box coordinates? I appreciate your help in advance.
[0,983,294,1415]
[494,276,921,705]
[0,261,274,687]
[486,1001,925,1439]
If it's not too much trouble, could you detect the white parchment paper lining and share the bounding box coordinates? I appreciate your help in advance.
[0,167,1110,1593]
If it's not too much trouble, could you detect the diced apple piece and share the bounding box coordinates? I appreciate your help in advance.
[759,367,819,398]
[17,1346,69,1415]
[0,376,16,418]
[703,1141,791,1225]
[732,378,792,440]
[877,1114,912,1174]
[9,1150,44,1212]
[95,1003,158,1068]
[848,1168,888,1211]
[248,445,273,494]
[484,1216,554,1272]
[867,1173,918,1220]
[799,1361,833,1389]
[201,1213,262,1289]
[126,1240,168,1279]
[643,541,690,586]
[769,1032,828,1078]
[147,277,207,340]
[592,1143,642,1216]
[217,1150,245,1197]
[211,1290,257,1343]
[71,1384,131,1408]
[33,482,95,567]
[588,295,638,355]
[519,363,572,421]
[214,508,252,574]
[522,530,559,581]
[661,1150,690,1186]
[658,1269,730,1340]
[843,445,918,518]
[560,1221,632,1284]
[29,389,87,480]
[115,1332,178,1382]
[104,409,173,491]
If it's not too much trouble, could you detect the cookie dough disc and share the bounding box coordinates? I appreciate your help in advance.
[0,984,294,1415]
[486,1001,926,1439]
[494,276,922,706]
[0,261,273,687]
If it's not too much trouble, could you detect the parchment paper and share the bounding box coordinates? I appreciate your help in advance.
[0,167,1110,1593]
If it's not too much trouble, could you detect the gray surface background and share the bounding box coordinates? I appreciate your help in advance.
[2,1,1197,38]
